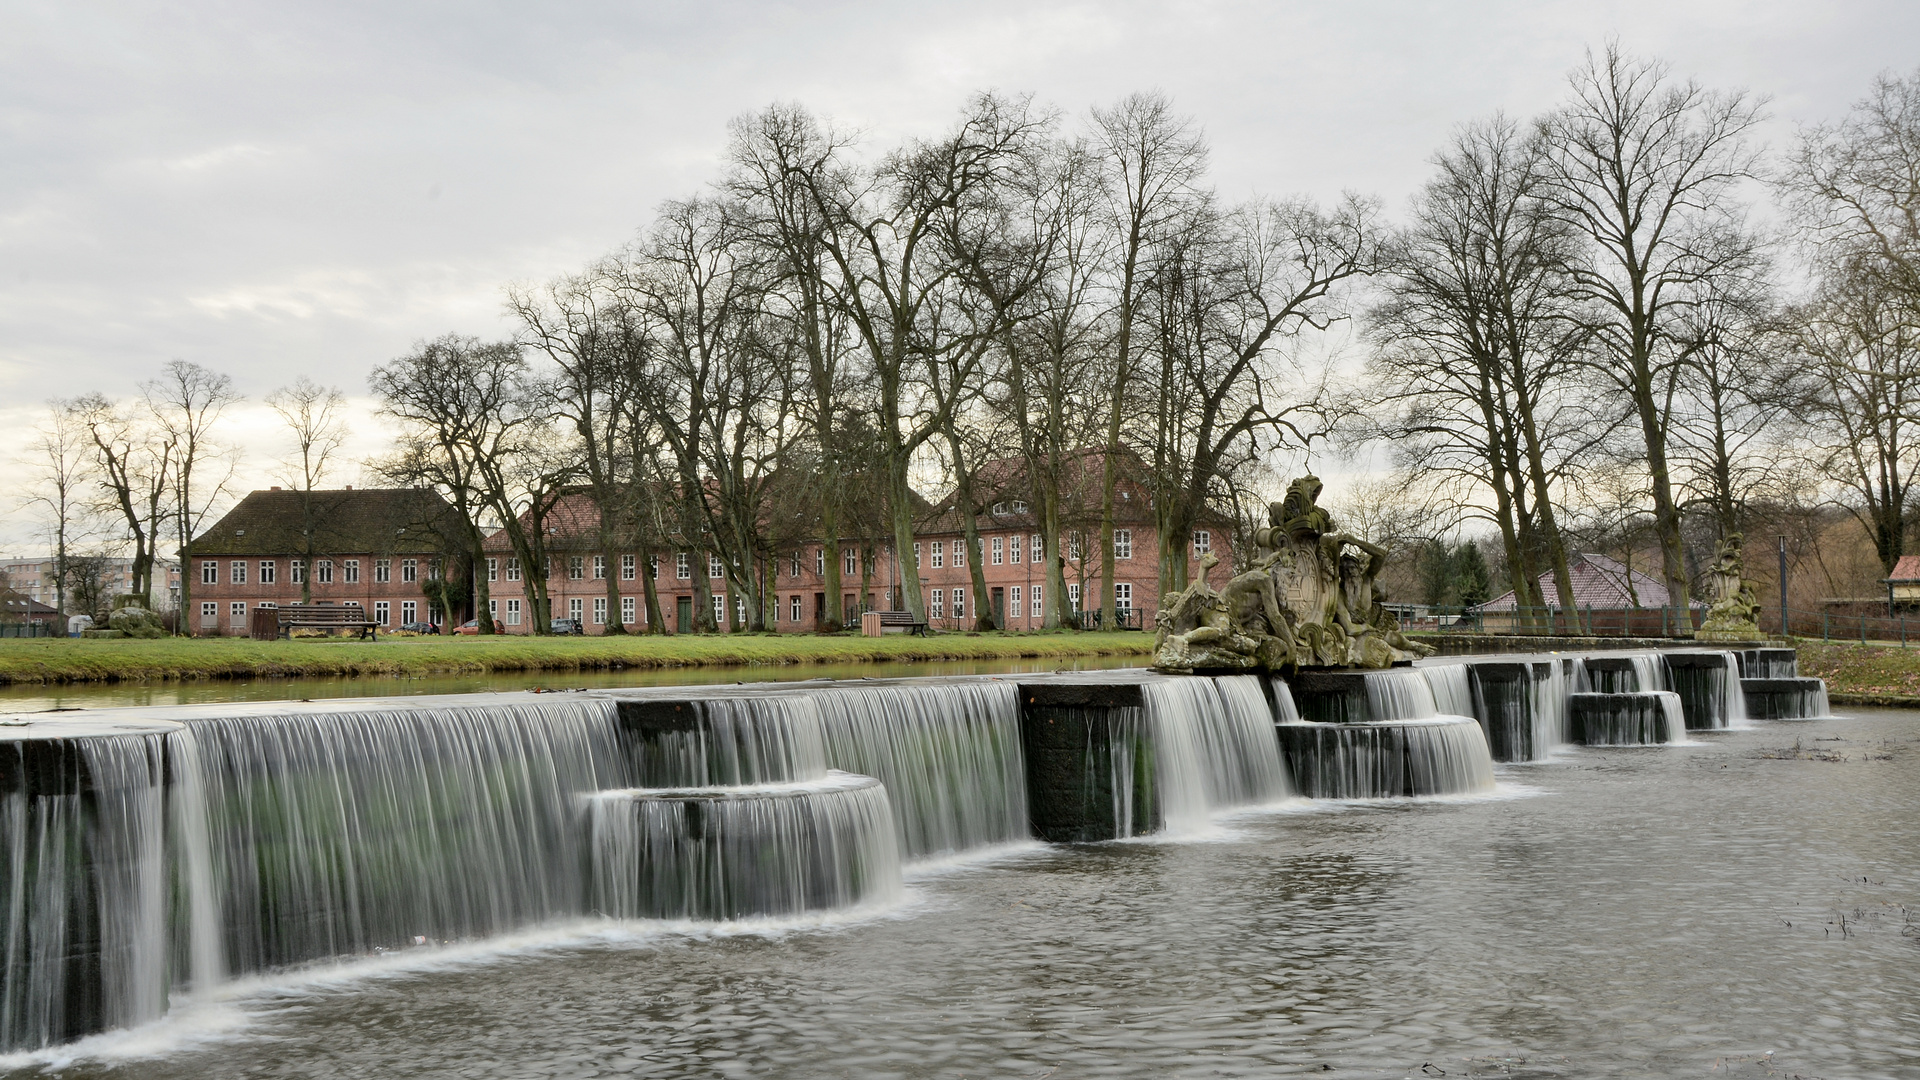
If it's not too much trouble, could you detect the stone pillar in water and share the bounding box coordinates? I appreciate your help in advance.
[1016,683,1152,842]
[1286,672,1369,724]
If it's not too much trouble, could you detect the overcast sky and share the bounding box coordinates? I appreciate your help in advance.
[2,0,1915,552]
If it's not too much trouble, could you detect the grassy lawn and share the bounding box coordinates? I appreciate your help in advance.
[1792,640,1920,706]
[0,631,1156,685]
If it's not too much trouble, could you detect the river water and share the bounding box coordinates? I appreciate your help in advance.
[10,709,1916,1079]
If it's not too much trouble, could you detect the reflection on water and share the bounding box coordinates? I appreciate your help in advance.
[11,711,1918,1079]
[0,655,1147,713]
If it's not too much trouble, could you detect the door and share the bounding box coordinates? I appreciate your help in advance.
[675,596,693,633]
[990,587,1005,630]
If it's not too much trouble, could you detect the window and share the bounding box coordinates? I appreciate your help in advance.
[569,556,585,581]
[428,558,441,580]
[402,558,418,583]
[712,594,725,622]
[912,543,921,570]
[489,599,497,617]
[230,561,246,584]
[260,560,276,584]
[201,561,218,585]
[569,598,584,621]
[291,559,305,584]
[790,595,801,623]
[931,589,945,620]
[676,552,690,579]
[735,595,746,625]
[1009,535,1021,563]
[1068,534,1082,561]
[1068,583,1081,610]
[505,598,521,625]
[621,554,636,581]
[344,559,359,584]
[1115,582,1133,609]
[621,596,636,625]
[486,558,498,583]
[1115,530,1133,560]
[815,549,824,574]
[929,541,943,568]
[593,555,606,580]
[1192,530,1211,555]
[952,587,965,621]
[544,558,553,579]
[229,602,246,624]
[375,559,391,583]
[710,555,724,579]
[1009,500,1028,514]
[991,537,1004,565]
[1011,586,1022,617]
[789,552,801,578]
[1032,534,1043,562]
[846,549,859,576]
[505,558,521,582]
[648,555,659,578]
[953,541,965,567]
[200,601,217,626]
[375,601,391,626]
[402,601,417,624]
[1032,586,1043,617]
[593,597,607,625]
[316,560,333,584]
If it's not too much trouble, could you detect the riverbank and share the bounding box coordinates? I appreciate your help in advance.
[1793,640,1920,706]
[0,632,1155,686]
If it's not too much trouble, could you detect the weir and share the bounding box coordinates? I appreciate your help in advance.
[0,644,1809,1052]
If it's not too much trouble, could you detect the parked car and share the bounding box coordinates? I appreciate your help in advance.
[455,619,505,635]
[550,618,583,635]
[399,621,440,635]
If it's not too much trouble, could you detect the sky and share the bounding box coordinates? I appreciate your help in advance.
[1,0,1915,552]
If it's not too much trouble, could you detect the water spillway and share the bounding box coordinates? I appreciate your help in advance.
[1664,651,1749,729]
[589,771,901,920]
[1740,678,1833,720]
[1568,691,1688,745]
[1274,717,1496,799]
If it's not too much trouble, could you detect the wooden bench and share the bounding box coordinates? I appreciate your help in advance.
[277,603,379,640]
[862,610,929,637]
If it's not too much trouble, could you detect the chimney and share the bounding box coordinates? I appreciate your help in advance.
[345,485,353,490]
[270,486,282,491]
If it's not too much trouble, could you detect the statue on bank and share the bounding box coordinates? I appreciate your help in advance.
[1698,533,1764,641]
[1154,476,1433,673]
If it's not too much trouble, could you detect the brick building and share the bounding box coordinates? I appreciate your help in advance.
[187,487,464,635]
[478,453,1234,635]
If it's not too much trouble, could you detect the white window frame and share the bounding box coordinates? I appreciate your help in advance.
[790,595,801,623]
[952,587,965,620]
[1011,585,1022,616]
[953,541,966,568]
[375,559,391,583]
[1009,535,1021,563]
[291,559,305,584]
[201,561,217,585]
[593,597,607,625]
[1032,534,1043,562]
[709,554,725,579]
[931,589,944,620]
[593,555,606,580]
[315,559,333,584]
[991,537,1004,565]
[200,601,218,627]
[229,601,246,625]
[931,541,944,569]
[260,560,276,584]
[486,558,498,583]
[1115,530,1133,560]
[402,600,417,624]
[621,554,636,581]
[676,552,691,580]
[569,597,584,621]
[505,598,521,625]
[505,558,521,582]
[401,558,418,583]
[230,560,246,584]
[344,559,359,584]
[1033,586,1043,617]
[570,556,585,581]
[846,549,860,576]
[375,600,391,626]
[1193,530,1211,555]
[621,596,636,625]
[1116,582,1133,609]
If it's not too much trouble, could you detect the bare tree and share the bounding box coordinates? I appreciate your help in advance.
[1786,67,1920,310]
[1537,43,1767,621]
[148,361,241,631]
[71,392,172,608]
[267,376,350,604]
[20,400,97,615]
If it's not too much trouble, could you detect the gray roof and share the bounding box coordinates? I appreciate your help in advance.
[190,488,462,557]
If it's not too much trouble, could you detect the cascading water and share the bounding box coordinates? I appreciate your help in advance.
[812,682,1027,859]
[1362,668,1443,719]
[631,694,827,787]
[1740,678,1833,720]
[2,728,172,1052]
[1136,676,1292,835]
[168,699,628,978]
[1568,691,1688,745]
[1665,651,1749,729]
[1577,653,1667,694]
[589,771,901,920]
[1275,718,1496,799]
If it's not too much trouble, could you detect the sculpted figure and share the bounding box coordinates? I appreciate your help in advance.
[1699,532,1763,639]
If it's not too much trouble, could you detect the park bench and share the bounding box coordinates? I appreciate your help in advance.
[277,603,379,640]
[862,610,929,637]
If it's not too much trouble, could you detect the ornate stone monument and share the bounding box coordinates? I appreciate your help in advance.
[1696,533,1765,641]
[1154,476,1434,673]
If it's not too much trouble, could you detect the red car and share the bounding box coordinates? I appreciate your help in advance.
[454,619,506,635]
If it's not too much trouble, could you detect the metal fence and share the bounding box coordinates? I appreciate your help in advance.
[0,621,55,638]
[1398,603,1920,645]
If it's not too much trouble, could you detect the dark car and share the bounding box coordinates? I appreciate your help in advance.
[400,621,440,635]
[550,618,583,635]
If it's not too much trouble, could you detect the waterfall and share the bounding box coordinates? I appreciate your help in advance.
[1362,668,1441,719]
[1424,664,1476,718]
[1138,676,1292,834]
[1569,691,1688,745]
[1274,718,1496,799]
[631,695,827,787]
[812,682,1027,860]
[167,699,627,977]
[1631,653,1667,693]
[2,732,170,1052]
[1531,659,1570,750]
[1665,651,1749,729]
[589,771,901,920]
[1741,677,1832,720]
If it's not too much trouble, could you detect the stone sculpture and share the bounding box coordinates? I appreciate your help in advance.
[1697,533,1764,641]
[1154,476,1433,673]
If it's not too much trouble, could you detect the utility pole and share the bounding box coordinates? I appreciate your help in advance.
[1778,535,1789,639]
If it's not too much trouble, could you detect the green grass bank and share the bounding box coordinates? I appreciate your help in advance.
[0,632,1156,686]
[1792,640,1920,707]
